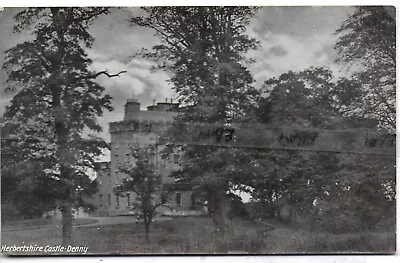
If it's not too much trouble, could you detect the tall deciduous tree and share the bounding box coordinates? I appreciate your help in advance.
[334,6,395,131]
[132,7,262,235]
[1,7,124,245]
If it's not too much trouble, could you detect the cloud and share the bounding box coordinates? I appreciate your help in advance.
[0,97,10,117]
[0,8,33,96]
[87,46,176,140]
[251,6,353,39]
[0,7,355,144]
[249,32,337,85]
[89,8,160,63]
[269,45,287,57]
[246,6,352,88]
[90,54,174,101]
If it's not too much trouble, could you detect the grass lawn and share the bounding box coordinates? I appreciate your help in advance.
[1,217,395,255]
[1,218,98,231]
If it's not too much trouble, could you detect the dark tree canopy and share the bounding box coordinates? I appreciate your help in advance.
[254,65,395,232]
[133,7,261,123]
[1,7,115,245]
[335,6,395,66]
[334,6,395,131]
[132,7,263,235]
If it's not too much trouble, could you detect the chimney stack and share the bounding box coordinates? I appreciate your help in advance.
[123,98,140,120]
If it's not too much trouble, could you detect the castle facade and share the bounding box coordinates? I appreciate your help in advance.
[90,99,201,216]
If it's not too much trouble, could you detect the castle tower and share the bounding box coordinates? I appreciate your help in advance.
[123,98,140,120]
[93,98,201,217]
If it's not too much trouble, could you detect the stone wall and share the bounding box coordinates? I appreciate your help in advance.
[88,99,199,216]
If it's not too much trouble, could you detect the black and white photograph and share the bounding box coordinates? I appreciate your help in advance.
[0,5,396,256]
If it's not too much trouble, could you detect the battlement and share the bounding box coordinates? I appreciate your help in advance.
[147,102,179,112]
[109,118,175,135]
[123,98,179,121]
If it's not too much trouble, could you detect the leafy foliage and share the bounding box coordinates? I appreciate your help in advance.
[133,7,260,123]
[257,67,338,128]
[257,67,380,129]
[255,66,395,233]
[132,7,262,234]
[334,6,395,131]
[115,146,163,241]
[1,7,112,244]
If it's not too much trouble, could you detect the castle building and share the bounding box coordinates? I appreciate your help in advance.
[90,99,199,216]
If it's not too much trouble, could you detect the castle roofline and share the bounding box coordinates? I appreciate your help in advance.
[156,102,179,105]
[127,98,140,104]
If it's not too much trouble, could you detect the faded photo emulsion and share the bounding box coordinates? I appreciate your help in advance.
[0,6,396,255]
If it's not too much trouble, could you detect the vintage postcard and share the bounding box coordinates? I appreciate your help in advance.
[0,6,396,256]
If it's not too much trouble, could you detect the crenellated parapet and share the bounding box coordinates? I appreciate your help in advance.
[109,119,175,135]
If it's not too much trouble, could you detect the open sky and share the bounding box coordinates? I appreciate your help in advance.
[0,7,354,141]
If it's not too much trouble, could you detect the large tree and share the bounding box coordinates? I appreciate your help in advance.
[254,67,340,221]
[334,6,395,131]
[132,7,262,235]
[255,66,395,232]
[1,8,124,245]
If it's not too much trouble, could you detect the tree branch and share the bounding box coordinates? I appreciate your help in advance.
[71,8,110,24]
[93,70,127,78]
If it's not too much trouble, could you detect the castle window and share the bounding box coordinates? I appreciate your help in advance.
[125,153,130,163]
[191,193,196,208]
[173,154,180,165]
[161,193,167,204]
[127,194,131,207]
[176,192,181,206]
[116,195,120,207]
[108,194,111,206]
[115,154,119,164]
[99,194,103,207]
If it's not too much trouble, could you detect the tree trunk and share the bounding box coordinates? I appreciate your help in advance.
[61,202,73,246]
[211,190,231,236]
[144,219,150,242]
[208,190,231,253]
[143,212,152,242]
[142,192,153,242]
